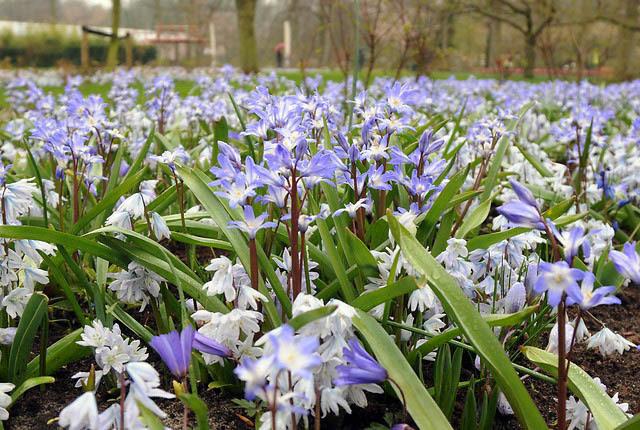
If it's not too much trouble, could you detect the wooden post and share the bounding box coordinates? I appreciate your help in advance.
[283,20,291,68]
[81,30,89,71]
[209,21,217,67]
[125,33,133,68]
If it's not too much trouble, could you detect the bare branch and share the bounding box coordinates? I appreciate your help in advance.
[467,4,527,34]
[597,14,640,32]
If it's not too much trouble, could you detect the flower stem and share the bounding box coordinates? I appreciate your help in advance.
[557,297,567,430]
[387,377,407,423]
[119,372,126,430]
[249,238,259,291]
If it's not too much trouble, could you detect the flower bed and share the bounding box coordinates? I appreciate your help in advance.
[0,67,638,430]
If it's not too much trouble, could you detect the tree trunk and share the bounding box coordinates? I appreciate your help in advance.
[523,34,536,79]
[614,0,639,81]
[235,0,259,73]
[50,0,58,24]
[106,0,121,69]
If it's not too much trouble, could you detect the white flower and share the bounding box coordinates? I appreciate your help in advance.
[114,192,146,219]
[408,280,437,312]
[0,383,14,421]
[108,262,163,311]
[497,392,514,416]
[203,256,236,301]
[105,210,132,230]
[237,284,268,310]
[150,212,171,241]
[320,387,352,417]
[72,369,105,391]
[436,238,468,267]
[58,391,99,430]
[22,266,49,290]
[77,320,110,349]
[546,320,575,354]
[77,321,148,373]
[2,287,31,318]
[587,327,636,356]
[0,327,16,345]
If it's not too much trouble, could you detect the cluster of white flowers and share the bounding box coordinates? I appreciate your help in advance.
[108,262,164,311]
[565,377,630,430]
[203,255,267,309]
[58,362,174,430]
[77,320,148,374]
[106,180,170,241]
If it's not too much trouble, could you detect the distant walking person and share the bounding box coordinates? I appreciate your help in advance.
[274,42,285,68]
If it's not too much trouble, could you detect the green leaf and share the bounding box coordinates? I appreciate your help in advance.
[8,293,48,383]
[410,306,538,360]
[106,296,154,342]
[41,253,88,325]
[288,306,337,331]
[388,212,547,429]
[423,165,469,231]
[455,198,492,239]
[179,393,209,430]
[351,277,417,311]
[71,168,147,234]
[480,102,533,203]
[0,225,128,267]
[616,414,640,430]
[467,228,530,251]
[137,402,166,430]
[25,329,90,379]
[310,195,357,302]
[344,229,379,277]
[177,165,286,324]
[514,143,553,177]
[352,310,453,430]
[10,376,55,404]
[522,346,628,430]
[97,233,227,315]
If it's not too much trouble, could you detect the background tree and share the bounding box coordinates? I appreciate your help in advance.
[106,0,121,68]
[469,0,556,78]
[235,0,258,72]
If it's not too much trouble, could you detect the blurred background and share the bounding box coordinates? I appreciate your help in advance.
[0,0,638,81]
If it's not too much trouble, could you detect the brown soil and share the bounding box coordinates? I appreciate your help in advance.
[6,281,640,429]
[495,286,640,429]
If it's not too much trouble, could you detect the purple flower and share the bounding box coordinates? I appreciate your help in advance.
[334,338,387,386]
[496,179,544,229]
[609,242,640,284]
[234,356,272,400]
[150,326,231,379]
[577,272,620,309]
[193,332,232,357]
[555,226,588,264]
[533,261,584,307]
[496,201,544,229]
[150,326,195,378]
[509,179,539,209]
[228,205,277,239]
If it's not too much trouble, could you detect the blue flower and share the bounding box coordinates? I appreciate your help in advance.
[496,179,545,229]
[609,242,640,284]
[150,326,231,379]
[334,339,387,386]
[533,261,584,307]
[149,326,195,378]
[269,325,321,380]
[228,205,277,239]
[577,272,620,309]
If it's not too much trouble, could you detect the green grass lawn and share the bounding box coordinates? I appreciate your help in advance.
[0,68,599,110]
